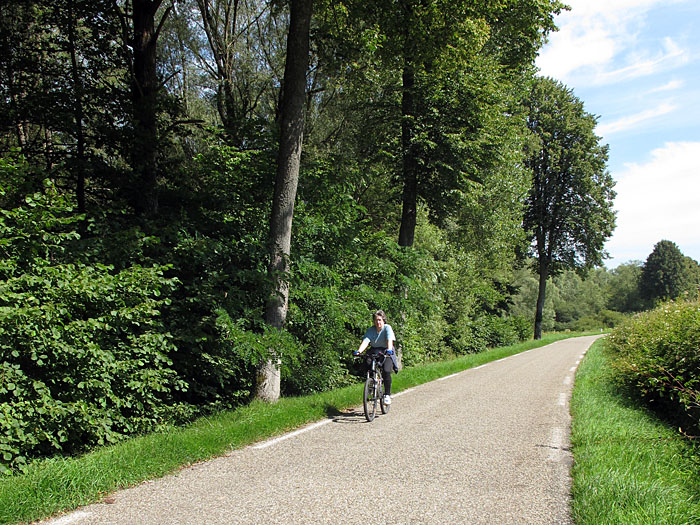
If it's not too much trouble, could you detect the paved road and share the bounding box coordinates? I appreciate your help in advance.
[43,336,600,525]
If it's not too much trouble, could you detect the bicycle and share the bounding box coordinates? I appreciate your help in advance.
[359,351,390,422]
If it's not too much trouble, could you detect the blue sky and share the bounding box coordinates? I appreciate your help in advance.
[535,0,700,268]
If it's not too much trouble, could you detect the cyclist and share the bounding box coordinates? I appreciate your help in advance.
[353,310,398,405]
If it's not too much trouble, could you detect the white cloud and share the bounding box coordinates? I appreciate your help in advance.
[536,15,618,79]
[605,141,700,265]
[648,79,684,93]
[558,0,667,16]
[593,38,688,84]
[596,102,677,136]
[537,1,689,85]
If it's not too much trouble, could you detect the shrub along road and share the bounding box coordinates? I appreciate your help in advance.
[41,336,601,524]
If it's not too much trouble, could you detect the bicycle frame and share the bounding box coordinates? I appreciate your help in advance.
[362,352,389,422]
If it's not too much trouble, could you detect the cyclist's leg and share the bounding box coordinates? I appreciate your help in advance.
[381,356,393,395]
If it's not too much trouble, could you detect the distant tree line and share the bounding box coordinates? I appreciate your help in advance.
[511,240,700,333]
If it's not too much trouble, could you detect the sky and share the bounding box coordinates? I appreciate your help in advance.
[535,0,700,269]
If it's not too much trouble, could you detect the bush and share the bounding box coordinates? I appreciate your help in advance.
[0,263,185,474]
[76,145,273,413]
[606,299,700,433]
[215,309,299,399]
[399,308,449,365]
[510,315,532,341]
[0,160,187,474]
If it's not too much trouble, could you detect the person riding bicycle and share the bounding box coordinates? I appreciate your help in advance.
[353,310,398,405]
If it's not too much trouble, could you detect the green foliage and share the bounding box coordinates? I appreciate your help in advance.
[511,265,604,331]
[0,263,184,474]
[640,240,699,304]
[0,0,130,201]
[524,77,617,274]
[570,309,626,331]
[79,144,274,413]
[0,159,185,474]
[215,309,300,396]
[509,265,555,329]
[606,299,700,433]
[606,261,645,313]
[284,259,362,395]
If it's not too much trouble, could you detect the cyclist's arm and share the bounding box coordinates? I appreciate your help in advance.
[386,325,396,352]
[356,338,370,354]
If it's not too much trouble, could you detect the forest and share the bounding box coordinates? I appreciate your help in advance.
[1,0,698,473]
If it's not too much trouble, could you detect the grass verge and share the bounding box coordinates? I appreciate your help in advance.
[2,332,589,524]
[570,338,700,524]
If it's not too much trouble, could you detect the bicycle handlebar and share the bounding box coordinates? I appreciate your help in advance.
[356,350,386,358]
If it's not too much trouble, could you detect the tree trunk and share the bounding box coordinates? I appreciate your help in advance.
[534,261,548,340]
[398,63,417,247]
[131,0,164,216]
[257,0,313,403]
[67,0,86,214]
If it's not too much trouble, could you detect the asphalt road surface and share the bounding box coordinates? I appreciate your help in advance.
[42,335,601,525]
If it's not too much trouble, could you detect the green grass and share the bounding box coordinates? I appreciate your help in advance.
[571,339,700,524]
[0,332,591,524]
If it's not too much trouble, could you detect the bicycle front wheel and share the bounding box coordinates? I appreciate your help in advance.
[363,376,377,422]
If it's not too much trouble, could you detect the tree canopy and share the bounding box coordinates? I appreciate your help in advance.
[640,240,700,303]
[523,76,617,339]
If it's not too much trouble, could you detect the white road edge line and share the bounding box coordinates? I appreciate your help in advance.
[558,393,567,406]
[547,427,565,462]
[437,372,460,381]
[252,420,331,450]
[393,387,415,397]
[563,376,571,385]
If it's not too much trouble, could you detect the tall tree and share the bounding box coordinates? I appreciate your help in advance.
[640,240,699,303]
[115,0,173,215]
[357,0,564,247]
[257,0,313,402]
[392,0,490,247]
[303,0,563,248]
[0,1,47,161]
[523,76,616,339]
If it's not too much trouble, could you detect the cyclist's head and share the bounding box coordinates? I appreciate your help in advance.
[373,310,387,323]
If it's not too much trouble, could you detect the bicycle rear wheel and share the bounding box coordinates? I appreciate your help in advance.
[363,375,377,422]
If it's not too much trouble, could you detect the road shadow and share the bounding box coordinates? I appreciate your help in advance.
[326,404,369,424]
